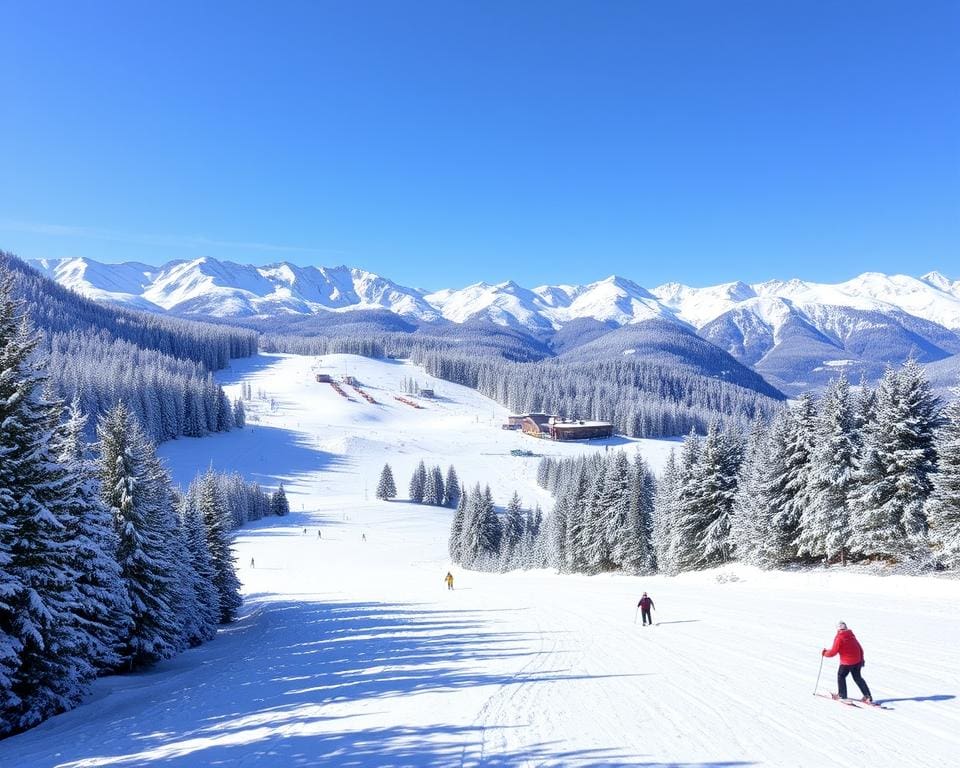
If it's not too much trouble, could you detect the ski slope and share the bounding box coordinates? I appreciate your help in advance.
[2,353,959,767]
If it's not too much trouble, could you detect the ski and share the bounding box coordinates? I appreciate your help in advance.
[815,693,860,707]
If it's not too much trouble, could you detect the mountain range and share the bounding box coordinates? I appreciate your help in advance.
[27,256,960,394]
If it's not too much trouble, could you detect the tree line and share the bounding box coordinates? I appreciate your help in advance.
[259,328,784,439]
[0,278,284,736]
[447,363,960,576]
[2,255,256,444]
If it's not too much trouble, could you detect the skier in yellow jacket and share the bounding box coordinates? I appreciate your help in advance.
[444,572,454,591]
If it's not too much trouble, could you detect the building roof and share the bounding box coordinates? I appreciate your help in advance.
[550,420,613,430]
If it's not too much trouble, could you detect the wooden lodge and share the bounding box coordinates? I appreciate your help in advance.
[315,373,333,383]
[419,388,435,399]
[511,412,614,441]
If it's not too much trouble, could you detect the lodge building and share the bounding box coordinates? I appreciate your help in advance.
[508,413,614,441]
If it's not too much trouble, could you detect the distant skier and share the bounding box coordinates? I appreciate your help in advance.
[637,592,655,626]
[250,557,255,568]
[318,530,322,539]
[822,621,873,703]
[445,572,454,591]
[362,533,367,542]
[303,528,307,534]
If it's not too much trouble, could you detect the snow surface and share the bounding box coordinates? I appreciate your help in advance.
[3,353,960,767]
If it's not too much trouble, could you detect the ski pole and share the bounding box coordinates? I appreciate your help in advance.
[813,653,824,696]
[633,606,638,624]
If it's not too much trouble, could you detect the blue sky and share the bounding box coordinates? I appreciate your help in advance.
[1,1,957,290]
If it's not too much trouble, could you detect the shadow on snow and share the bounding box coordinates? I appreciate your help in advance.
[7,599,756,767]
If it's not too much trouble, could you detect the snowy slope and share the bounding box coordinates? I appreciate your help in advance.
[2,352,959,768]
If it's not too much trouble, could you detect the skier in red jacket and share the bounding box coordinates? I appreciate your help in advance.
[822,621,873,703]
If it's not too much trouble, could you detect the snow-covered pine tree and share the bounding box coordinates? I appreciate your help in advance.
[596,451,631,572]
[409,460,427,504]
[376,463,397,500]
[481,486,501,566]
[271,483,290,516]
[177,493,220,645]
[461,485,501,570]
[798,375,856,564]
[232,398,246,428]
[672,430,703,570]
[0,281,92,733]
[448,485,468,563]
[546,483,569,571]
[581,459,612,573]
[756,409,799,567]
[443,466,461,508]
[564,461,592,573]
[729,418,774,567]
[98,401,184,670]
[653,450,680,575]
[848,363,941,562]
[431,465,445,506]
[927,395,960,568]
[53,398,132,673]
[699,424,743,566]
[500,491,524,570]
[620,454,655,574]
[422,464,444,506]
[197,470,243,623]
[216,389,234,432]
[780,394,816,558]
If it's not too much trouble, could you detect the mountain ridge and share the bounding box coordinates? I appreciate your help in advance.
[25,255,960,393]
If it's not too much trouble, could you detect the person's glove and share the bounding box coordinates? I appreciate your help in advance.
[821,649,827,656]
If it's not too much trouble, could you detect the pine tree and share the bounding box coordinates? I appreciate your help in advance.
[755,403,813,567]
[54,399,132,673]
[443,466,461,508]
[0,281,93,732]
[409,460,427,504]
[98,401,184,670]
[699,424,743,566]
[730,419,774,567]
[423,464,443,506]
[927,396,960,568]
[622,454,656,574]
[672,430,703,570]
[271,483,290,516]
[232,398,246,428]
[177,493,220,645]
[849,364,941,562]
[448,485,468,563]
[197,470,243,623]
[376,463,397,500]
[596,452,630,572]
[460,484,501,569]
[799,375,856,564]
[431,465,446,506]
[653,450,680,575]
[500,491,524,570]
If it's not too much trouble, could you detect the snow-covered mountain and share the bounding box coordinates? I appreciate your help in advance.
[26,256,960,392]
[29,256,441,321]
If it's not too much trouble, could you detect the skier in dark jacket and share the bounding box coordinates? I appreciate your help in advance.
[822,621,873,703]
[637,592,655,626]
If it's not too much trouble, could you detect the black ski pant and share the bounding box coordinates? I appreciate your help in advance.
[641,608,652,625]
[838,663,871,700]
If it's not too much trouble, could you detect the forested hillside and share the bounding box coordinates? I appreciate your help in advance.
[261,322,784,438]
[0,252,257,442]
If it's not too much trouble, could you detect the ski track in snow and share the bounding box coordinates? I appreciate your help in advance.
[2,353,959,767]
